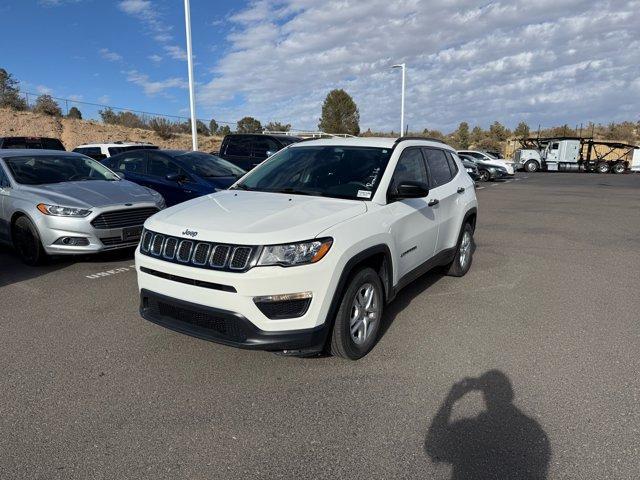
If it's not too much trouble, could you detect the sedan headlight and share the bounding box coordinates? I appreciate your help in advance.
[258,238,333,267]
[36,203,91,217]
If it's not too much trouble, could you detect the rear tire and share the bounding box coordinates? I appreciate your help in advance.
[524,160,539,172]
[12,216,47,266]
[612,162,626,174]
[596,161,610,174]
[330,267,383,360]
[445,223,475,277]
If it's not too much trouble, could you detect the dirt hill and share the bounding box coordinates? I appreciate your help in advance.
[0,108,223,152]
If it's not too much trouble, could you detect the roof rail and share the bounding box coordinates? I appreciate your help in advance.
[393,136,447,146]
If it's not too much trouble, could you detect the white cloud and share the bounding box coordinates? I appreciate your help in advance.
[199,0,640,132]
[97,95,110,104]
[36,85,53,95]
[38,0,82,6]
[148,54,163,63]
[99,48,122,62]
[163,45,188,61]
[125,70,187,95]
[68,94,83,102]
[118,0,173,43]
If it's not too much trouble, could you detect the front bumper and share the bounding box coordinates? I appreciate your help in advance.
[135,246,339,335]
[36,206,155,255]
[140,289,328,351]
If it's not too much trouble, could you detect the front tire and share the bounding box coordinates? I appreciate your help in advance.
[330,267,383,360]
[524,160,540,172]
[478,169,490,182]
[445,223,475,277]
[596,161,610,174]
[12,216,47,266]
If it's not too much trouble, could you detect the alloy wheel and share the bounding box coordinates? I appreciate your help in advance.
[349,283,379,345]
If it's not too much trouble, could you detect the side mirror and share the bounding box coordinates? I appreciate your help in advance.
[392,181,429,200]
[166,173,187,182]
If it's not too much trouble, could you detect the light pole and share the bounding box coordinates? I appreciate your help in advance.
[184,0,197,151]
[392,63,406,136]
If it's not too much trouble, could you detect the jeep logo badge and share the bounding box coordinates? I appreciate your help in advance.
[182,229,198,237]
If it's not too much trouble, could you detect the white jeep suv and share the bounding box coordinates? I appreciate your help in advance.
[136,137,478,359]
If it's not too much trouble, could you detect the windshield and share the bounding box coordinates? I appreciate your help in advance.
[4,155,119,185]
[176,152,246,178]
[233,146,391,200]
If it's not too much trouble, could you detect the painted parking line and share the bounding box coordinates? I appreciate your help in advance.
[490,183,500,187]
[476,186,486,190]
[85,264,136,280]
[515,178,521,181]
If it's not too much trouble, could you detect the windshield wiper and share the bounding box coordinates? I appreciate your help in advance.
[231,183,251,190]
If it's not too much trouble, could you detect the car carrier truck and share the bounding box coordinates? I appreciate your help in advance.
[514,137,640,174]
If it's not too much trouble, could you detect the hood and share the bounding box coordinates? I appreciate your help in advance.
[478,159,507,169]
[18,180,158,208]
[146,190,367,245]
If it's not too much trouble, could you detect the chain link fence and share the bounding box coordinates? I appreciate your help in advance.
[13,90,236,136]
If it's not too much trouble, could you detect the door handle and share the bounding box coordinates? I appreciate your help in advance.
[457,187,465,193]
[428,199,439,207]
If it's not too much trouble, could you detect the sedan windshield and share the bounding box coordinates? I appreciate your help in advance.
[233,146,392,200]
[176,152,246,178]
[4,155,119,185]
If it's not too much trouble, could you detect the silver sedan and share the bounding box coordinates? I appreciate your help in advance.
[0,149,165,265]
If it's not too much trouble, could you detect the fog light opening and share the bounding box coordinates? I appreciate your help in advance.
[253,292,313,320]
[54,237,89,246]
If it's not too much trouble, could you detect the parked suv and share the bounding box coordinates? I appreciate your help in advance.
[136,137,478,359]
[217,133,302,171]
[73,142,158,161]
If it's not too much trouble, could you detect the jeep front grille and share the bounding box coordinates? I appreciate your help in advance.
[140,229,256,272]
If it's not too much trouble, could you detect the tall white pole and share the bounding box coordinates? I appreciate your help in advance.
[400,63,406,136]
[184,0,198,151]
[392,63,406,136]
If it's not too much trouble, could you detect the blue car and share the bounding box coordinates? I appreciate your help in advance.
[104,149,245,207]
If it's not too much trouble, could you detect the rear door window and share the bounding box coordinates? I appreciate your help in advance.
[445,151,459,177]
[423,148,453,188]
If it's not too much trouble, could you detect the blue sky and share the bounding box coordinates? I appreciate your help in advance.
[1,0,639,132]
[1,0,240,125]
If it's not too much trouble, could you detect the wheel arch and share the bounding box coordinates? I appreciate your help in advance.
[323,244,394,329]
[463,207,478,232]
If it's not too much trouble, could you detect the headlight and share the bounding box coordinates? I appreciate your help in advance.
[257,238,333,267]
[36,203,91,217]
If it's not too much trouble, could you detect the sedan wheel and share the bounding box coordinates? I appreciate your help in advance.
[478,170,490,182]
[12,216,47,266]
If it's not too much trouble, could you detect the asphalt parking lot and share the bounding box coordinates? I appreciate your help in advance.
[1,172,639,479]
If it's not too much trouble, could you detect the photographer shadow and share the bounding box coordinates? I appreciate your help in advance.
[425,370,551,479]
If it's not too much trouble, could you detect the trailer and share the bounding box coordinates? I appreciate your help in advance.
[513,137,640,174]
